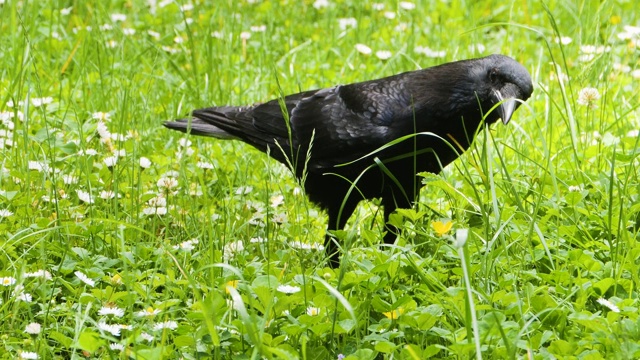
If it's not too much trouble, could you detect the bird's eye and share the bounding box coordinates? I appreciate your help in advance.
[488,68,499,82]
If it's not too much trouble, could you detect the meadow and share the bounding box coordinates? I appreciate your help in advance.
[1,0,639,359]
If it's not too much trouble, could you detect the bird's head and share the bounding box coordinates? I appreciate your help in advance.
[468,54,534,125]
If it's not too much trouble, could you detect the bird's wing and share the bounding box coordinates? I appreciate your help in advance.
[184,90,319,165]
[290,78,416,168]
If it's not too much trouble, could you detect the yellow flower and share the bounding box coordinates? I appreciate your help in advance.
[432,220,453,236]
[110,274,123,285]
[382,307,405,320]
[225,280,239,294]
[610,15,621,25]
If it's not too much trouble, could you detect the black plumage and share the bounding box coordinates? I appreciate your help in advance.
[164,54,533,267]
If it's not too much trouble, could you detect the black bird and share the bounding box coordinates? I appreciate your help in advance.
[164,54,533,267]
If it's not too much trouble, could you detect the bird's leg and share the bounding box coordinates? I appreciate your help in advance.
[325,202,357,268]
[382,192,413,244]
[383,205,399,244]
[325,232,341,268]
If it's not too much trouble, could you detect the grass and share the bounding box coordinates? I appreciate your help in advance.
[1,0,639,359]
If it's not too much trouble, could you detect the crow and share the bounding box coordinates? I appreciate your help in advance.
[164,54,533,267]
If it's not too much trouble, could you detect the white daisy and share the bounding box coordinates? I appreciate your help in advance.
[74,271,95,287]
[0,209,13,217]
[96,121,111,140]
[1,276,17,286]
[98,306,125,317]
[179,3,194,11]
[110,13,127,22]
[28,161,50,172]
[79,148,98,156]
[62,174,78,185]
[313,0,329,9]
[596,298,620,313]
[173,239,199,251]
[153,321,178,330]
[306,306,321,316]
[270,195,284,207]
[109,343,124,351]
[100,190,116,200]
[235,186,253,195]
[136,307,161,317]
[250,237,266,243]
[31,97,53,107]
[97,321,121,336]
[375,50,392,60]
[399,2,415,10]
[554,36,572,45]
[143,206,167,215]
[355,43,372,55]
[139,157,152,169]
[19,352,38,359]
[147,30,161,40]
[92,112,111,121]
[77,190,94,204]
[277,284,301,294]
[196,161,214,169]
[24,270,52,280]
[17,293,32,302]
[25,322,42,334]
[338,18,357,30]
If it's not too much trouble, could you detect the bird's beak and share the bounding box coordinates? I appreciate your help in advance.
[494,89,518,125]
[500,98,516,125]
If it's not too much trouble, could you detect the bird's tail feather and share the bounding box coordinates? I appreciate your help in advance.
[163,118,238,139]
[191,107,290,150]
[165,106,293,165]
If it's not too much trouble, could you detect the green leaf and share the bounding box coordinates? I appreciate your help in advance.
[371,296,392,312]
[548,339,575,356]
[565,191,584,205]
[422,345,441,358]
[345,349,376,360]
[306,347,330,360]
[266,345,299,359]
[252,286,273,313]
[395,208,427,222]
[374,341,398,353]
[0,190,18,200]
[416,312,437,330]
[251,275,279,288]
[592,278,615,296]
[74,331,103,353]
[56,141,79,154]
[48,330,73,348]
[338,319,356,333]
[174,335,196,347]
[134,347,165,359]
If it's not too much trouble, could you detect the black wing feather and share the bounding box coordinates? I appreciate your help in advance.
[290,77,416,169]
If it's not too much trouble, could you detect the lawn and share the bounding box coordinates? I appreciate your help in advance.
[1,0,639,359]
